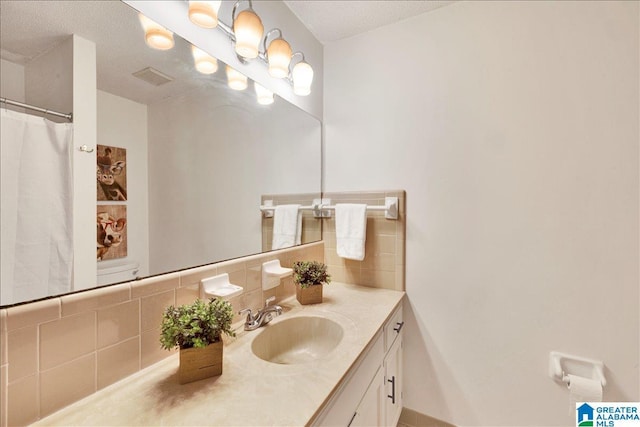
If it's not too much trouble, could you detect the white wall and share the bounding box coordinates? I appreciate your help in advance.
[24,37,73,124]
[71,35,98,292]
[324,1,639,426]
[0,58,25,102]
[147,91,320,274]
[97,90,149,279]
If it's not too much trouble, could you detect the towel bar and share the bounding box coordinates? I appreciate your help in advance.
[260,197,398,220]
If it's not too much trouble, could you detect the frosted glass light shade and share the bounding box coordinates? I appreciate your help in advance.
[191,46,218,74]
[226,66,248,90]
[138,14,174,50]
[233,9,263,59]
[189,1,221,28]
[267,38,292,78]
[254,83,274,105]
[292,61,313,96]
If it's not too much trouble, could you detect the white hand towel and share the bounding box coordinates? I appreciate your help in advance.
[335,203,367,261]
[272,204,302,250]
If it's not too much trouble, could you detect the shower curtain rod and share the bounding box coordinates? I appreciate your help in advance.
[1,97,73,121]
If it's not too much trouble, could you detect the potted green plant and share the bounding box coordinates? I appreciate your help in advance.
[160,298,235,384]
[292,260,331,305]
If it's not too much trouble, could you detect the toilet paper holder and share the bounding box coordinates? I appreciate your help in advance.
[549,351,606,387]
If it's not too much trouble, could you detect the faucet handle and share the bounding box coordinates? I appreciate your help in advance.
[239,308,254,320]
[264,296,276,307]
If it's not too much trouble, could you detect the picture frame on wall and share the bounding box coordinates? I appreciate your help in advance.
[97,205,127,261]
[97,144,127,201]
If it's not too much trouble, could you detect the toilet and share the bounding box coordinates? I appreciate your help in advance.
[97,261,140,285]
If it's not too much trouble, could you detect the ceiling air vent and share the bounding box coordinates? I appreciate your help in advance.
[132,67,174,86]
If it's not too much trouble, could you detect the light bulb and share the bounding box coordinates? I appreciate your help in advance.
[254,83,274,105]
[191,46,218,74]
[292,61,313,96]
[189,1,221,28]
[226,66,247,90]
[138,13,174,50]
[267,38,292,79]
[233,8,263,59]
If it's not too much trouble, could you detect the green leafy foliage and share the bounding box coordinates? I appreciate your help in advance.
[292,260,331,289]
[160,298,235,350]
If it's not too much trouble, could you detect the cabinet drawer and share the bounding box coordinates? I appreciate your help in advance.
[384,304,404,353]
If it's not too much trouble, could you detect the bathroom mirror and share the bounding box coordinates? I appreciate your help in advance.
[0,1,321,306]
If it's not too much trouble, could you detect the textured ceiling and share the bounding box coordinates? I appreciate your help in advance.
[283,0,455,44]
[0,1,239,105]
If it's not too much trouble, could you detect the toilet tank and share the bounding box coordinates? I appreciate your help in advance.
[97,261,140,285]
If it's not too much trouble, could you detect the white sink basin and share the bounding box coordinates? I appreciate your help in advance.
[251,316,344,364]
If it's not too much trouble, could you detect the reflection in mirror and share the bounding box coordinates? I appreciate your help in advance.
[0,1,321,306]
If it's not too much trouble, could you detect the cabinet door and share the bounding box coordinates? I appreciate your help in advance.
[311,332,384,427]
[350,366,384,427]
[384,335,403,427]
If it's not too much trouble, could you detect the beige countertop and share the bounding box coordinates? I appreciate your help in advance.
[33,283,404,426]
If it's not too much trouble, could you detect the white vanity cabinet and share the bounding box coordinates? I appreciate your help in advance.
[383,330,403,426]
[312,303,404,427]
[383,305,404,426]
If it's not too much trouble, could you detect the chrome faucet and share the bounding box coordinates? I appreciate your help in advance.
[239,296,282,331]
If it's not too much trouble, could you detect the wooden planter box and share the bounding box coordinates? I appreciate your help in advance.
[178,340,223,384]
[296,283,323,305]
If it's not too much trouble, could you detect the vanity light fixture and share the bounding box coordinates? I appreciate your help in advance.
[254,82,274,105]
[184,0,314,96]
[188,1,221,29]
[191,45,219,74]
[232,0,263,59]
[226,65,248,90]
[290,52,314,96]
[138,13,174,50]
[264,29,292,79]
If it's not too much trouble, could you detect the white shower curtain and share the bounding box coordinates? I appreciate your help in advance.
[1,109,73,305]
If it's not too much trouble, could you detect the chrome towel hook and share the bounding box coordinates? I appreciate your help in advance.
[79,145,94,153]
